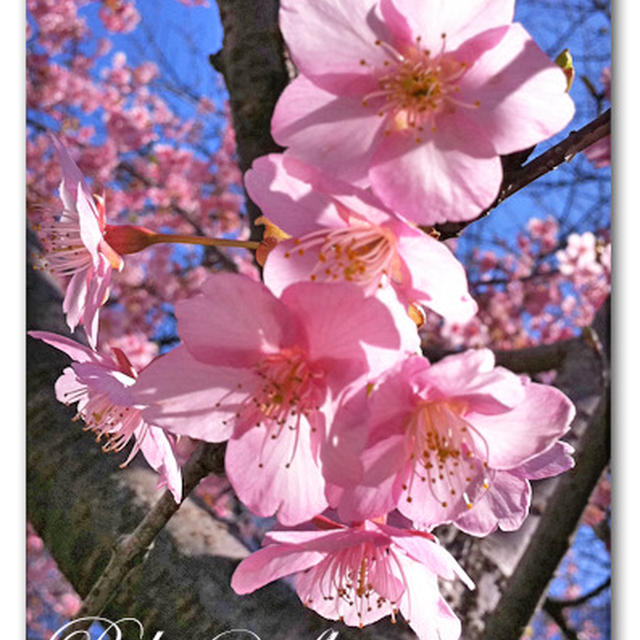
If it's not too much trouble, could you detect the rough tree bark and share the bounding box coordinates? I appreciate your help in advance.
[26,1,610,638]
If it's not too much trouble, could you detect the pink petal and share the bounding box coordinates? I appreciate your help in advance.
[379,0,414,51]
[63,269,89,332]
[132,345,244,442]
[281,281,418,382]
[49,134,89,220]
[245,154,344,237]
[389,0,514,52]
[231,544,325,595]
[388,529,474,588]
[76,186,104,267]
[332,436,405,522]
[272,76,384,187]
[225,421,328,526]
[455,471,530,535]
[28,331,102,364]
[395,228,477,322]
[467,382,575,469]
[406,592,463,640]
[420,349,526,411]
[53,367,87,405]
[72,362,135,405]
[263,238,324,297]
[320,389,369,488]
[138,426,183,503]
[82,256,112,349]
[461,23,575,154]
[515,441,575,480]
[415,349,525,413]
[369,113,502,224]
[176,274,297,368]
[279,0,388,94]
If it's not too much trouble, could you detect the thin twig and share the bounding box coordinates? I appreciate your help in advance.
[71,441,225,630]
[546,576,611,610]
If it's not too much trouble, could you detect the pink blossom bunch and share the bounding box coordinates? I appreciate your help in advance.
[99,0,141,34]
[26,1,600,638]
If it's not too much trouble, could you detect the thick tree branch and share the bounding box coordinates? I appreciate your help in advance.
[436,109,611,240]
[424,337,579,374]
[478,298,610,640]
[210,0,291,238]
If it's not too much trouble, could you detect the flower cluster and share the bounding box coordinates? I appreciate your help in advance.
[29,1,585,639]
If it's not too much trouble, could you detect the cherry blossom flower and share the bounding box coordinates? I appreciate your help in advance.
[245,154,477,322]
[29,331,183,502]
[33,136,123,348]
[232,516,473,639]
[330,350,575,529]
[132,273,419,525]
[273,0,574,224]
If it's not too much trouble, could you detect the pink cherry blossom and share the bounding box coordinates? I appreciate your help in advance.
[132,273,419,525]
[231,517,473,639]
[32,136,123,348]
[245,154,477,322]
[330,350,575,529]
[28,331,183,502]
[273,0,575,224]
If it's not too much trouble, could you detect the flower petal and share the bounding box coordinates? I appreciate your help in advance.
[461,23,575,153]
[390,0,514,52]
[225,420,328,526]
[133,345,245,442]
[279,0,389,93]
[245,154,344,237]
[176,274,297,368]
[467,382,575,469]
[369,113,502,224]
[138,427,183,503]
[231,544,325,595]
[272,76,385,187]
[395,227,477,322]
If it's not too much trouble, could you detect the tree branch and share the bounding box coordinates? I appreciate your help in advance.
[478,298,610,640]
[424,337,580,374]
[72,441,225,629]
[210,0,292,238]
[542,599,581,640]
[546,577,611,610]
